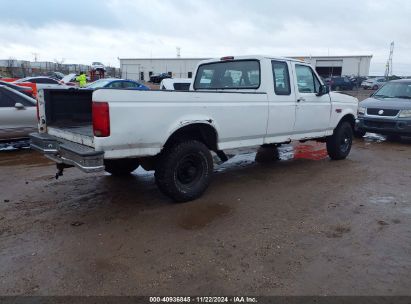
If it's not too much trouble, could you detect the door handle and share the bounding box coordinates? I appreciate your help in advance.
[297,98,305,103]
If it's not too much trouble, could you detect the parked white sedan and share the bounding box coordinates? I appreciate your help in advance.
[0,85,37,140]
[361,77,386,90]
[13,76,69,90]
[160,78,192,91]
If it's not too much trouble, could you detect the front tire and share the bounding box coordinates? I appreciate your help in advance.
[327,122,353,160]
[105,159,139,176]
[354,129,366,138]
[255,146,280,163]
[155,140,213,202]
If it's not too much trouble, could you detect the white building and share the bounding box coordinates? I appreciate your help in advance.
[292,55,372,78]
[119,55,372,82]
[119,58,207,82]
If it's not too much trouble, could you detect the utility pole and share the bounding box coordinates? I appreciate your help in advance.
[384,41,394,78]
[32,52,39,62]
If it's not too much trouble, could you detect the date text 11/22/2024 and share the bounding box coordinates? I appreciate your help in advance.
[149,296,258,303]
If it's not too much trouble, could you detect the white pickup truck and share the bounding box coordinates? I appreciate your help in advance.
[31,55,358,202]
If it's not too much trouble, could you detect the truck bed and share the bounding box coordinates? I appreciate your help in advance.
[40,89,94,146]
[55,125,93,137]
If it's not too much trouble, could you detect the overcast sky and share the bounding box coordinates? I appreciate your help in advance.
[0,0,410,75]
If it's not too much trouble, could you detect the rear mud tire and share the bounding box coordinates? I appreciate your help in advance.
[255,146,280,163]
[105,159,140,176]
[327,122,353,160]
[155,140,213,202]
[354,129,366,138]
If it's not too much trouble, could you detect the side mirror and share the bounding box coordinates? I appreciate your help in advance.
[317,84,330,96]
[14,102,25,110]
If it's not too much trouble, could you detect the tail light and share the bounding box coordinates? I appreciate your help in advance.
[92,102,110,137]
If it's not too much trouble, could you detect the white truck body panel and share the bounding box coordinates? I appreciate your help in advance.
[93,89,269,158]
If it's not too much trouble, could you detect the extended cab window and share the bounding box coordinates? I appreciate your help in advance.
[272,61,291,95]
[194,60,260,90]
[295,65,320,93]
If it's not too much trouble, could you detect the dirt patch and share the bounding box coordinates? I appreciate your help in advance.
[325,224,351,238]
[177,203,232,230]
[1,139,411,295]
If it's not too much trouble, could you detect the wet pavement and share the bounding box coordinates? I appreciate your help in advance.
[0,134,410,296]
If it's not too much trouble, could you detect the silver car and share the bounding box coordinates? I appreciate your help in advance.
[361,77,386,90]
[13,76,69,90]
[0,85,37,140]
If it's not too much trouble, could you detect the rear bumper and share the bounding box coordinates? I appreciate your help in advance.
[30,133,105,173]
[356,117,411,136]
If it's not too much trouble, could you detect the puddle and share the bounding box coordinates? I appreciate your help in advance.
[369,196,396,205]
[178,203,232,230]
[364,133,386,143]
[215,142,328,173]
[0,139,31,152]
[293,143,328,161]
[278,145,294,160]
[401,207,411,215]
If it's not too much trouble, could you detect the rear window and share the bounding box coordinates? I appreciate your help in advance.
[194,60,260,90]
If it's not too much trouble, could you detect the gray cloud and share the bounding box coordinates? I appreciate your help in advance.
[0,0,409,75]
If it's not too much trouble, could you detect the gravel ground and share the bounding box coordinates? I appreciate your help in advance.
[0,133,410,296]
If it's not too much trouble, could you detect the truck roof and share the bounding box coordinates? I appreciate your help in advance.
[198,55,305,65]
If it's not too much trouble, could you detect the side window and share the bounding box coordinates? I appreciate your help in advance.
[42,78,58,84]
[0,89,17,107]
[272,61,291,95]
[107,81,123,89]
[295,65,320,93]
[3,90,35,106]
[123,81,138,88]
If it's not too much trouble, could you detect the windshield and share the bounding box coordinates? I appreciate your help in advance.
[374,82,411,99]
[86,79,111,89]
[92,62,103,65]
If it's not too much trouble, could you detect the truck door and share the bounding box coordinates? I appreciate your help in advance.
[292,64,331,134]
[264,60,297,143]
